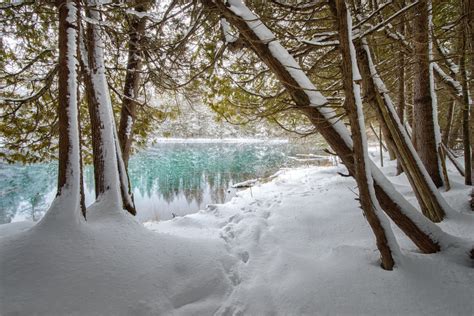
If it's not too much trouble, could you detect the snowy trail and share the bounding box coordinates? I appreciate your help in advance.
[148,160,474,315]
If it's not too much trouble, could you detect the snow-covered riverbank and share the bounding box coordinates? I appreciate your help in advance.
[1,152,473,315]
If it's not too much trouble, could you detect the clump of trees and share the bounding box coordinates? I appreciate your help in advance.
[1,0,472,268]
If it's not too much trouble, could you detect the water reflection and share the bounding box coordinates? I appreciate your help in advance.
[0,163,57,224]
[0,142,332,224]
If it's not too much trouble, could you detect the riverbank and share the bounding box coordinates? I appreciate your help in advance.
[1,152,473,315]
[2,141,326,224]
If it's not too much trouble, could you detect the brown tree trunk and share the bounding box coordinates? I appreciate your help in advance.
[412,0,443,187]
[118,0,150,167]
[448,108,464,148]
[396,3,406,175]
[43,0,85,222]
[460,0,472,186]
[336,0,396,270]
[81,1,137,215]
[442,100,455,147]
[356,41,446,222]
[201,0,441,253]
[385,129,397,160]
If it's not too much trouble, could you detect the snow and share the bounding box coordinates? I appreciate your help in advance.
[222,0,458,244]
[356,1,420,40]
[38,1,83,227]
[87,0,131,214]
[347,9,361,82]
[346,7,401,260]
[125,8,150,19]
[436,41,459,74]
[221,18,238,43]
[301,38,339,47]
[432,62,463,97]
[232,179,258,188]
[428,1,442,147]
[113,124,134,208]
[1,1,473,314]
[125,115,133,138]
[382,24,466,105]
[225,0,326,105]
[361,39,457,219]
[0,212,234,315]
[225,0,353,148]
[1,151,473,315]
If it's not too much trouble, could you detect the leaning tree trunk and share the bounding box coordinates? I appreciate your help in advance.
[39,0,85,226]
[118,0,150,167]
[355,41,447,222]
[82,0,137,215]
[336,0,398,270]
[412,0,444,187]
[201,0,447,254]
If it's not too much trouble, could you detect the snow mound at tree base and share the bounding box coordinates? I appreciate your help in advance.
[0,209,235,315]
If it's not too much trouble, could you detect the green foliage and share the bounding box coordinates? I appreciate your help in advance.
[1,0,469,164]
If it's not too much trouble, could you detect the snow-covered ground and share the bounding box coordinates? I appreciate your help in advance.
[1,150,473,315]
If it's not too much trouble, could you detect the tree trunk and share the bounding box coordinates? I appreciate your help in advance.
[442,100,455,147]
[396,3,406,175]
[460,0,472,186]
[448,108,464,149]
[355,39,447,222]
[39,0,84,225]
[83,1,137,215]
[202,0,443,253]
[336,0,398,270]
[384,129,397,160]
[118,0,150,167]
[412,0,444,187]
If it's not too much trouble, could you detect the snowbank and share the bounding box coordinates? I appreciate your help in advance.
[0,209,235,315]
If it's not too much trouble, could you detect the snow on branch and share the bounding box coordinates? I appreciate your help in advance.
[221,18,239,43]
[433,63,463,98]
[355,1,419,39]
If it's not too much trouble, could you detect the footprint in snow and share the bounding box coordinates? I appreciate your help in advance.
[228,214,243,224]
[238,251,250,263]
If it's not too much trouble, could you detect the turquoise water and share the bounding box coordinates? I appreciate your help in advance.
[0,141,333,224]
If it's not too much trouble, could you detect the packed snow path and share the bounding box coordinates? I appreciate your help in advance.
[1,156,473,315]
[148,161,474,315]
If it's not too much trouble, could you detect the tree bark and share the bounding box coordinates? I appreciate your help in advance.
[396,3,406,175]
[448,108,464,149]
[83,1,137,215]
[39,0,85,224]
[118,0,150,167]
[202,0,442,253]
[412,0,443,187]
[460,0,472,186]
[336,0,397,270]
[442,100,455,147]
[356,42,446,222]
[384,129,397,160]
